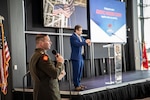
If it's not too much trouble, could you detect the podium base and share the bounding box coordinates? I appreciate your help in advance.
[105,81,115,84]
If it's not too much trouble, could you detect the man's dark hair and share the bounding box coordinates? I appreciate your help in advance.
[35,34,48,44]
[74,25,82,32]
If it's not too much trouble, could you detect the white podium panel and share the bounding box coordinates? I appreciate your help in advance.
[103,44,122,84]
[114,44,122,84]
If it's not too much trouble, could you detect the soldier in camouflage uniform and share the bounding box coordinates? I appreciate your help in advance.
[29,34,64,100]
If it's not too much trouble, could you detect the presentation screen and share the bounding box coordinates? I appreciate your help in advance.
[89,0,126,43]
[43,0,87,29]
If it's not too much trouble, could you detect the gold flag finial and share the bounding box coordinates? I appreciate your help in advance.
[0,15,4,24]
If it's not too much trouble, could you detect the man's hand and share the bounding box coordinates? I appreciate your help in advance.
[85,39,91,46]
[58,69,66,80]
[56,54,64,63]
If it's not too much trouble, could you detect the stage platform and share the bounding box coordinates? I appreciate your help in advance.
[13,70,150,100]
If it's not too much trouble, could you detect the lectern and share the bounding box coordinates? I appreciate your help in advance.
[103,44,122,84]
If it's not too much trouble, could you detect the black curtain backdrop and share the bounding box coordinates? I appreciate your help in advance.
[13,81,150,100]
[79,81,150,100]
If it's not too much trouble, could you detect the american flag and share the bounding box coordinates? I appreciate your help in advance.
[0,24,10,95]
[53,0,75,18]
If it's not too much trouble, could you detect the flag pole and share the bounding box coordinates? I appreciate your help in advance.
[0,16,5,87]
[0,16,7,95]
[0,16,6,72]
[1,23,6,77]
[0,15,2,100]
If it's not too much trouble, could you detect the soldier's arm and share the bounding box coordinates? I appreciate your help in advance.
[57,64,66,80]
[37,54,63,79]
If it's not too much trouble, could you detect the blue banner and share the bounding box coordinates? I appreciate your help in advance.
[90,0,126,43]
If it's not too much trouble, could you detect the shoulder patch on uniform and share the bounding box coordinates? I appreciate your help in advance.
[42,55,48,61]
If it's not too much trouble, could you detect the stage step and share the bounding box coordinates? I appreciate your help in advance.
[61,98,70,100]
[134,97,150,100]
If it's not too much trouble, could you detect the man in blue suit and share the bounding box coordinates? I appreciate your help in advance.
[70,25,91,91]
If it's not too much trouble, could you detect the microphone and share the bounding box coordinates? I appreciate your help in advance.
[52,50,58,57]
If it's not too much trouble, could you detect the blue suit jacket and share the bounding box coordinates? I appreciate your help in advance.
[70,33,87,60]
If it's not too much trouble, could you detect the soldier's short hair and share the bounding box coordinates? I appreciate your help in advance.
[74,25,82,32]
[35,34,48,44]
